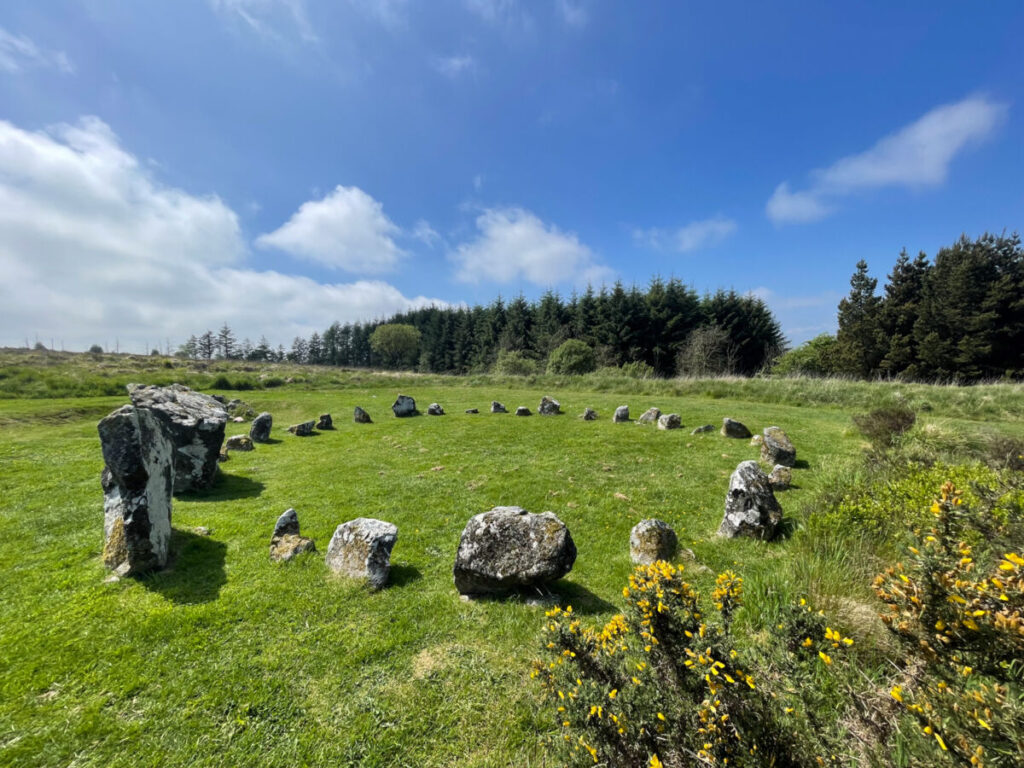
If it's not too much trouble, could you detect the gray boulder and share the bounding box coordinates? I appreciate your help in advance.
[288,420,315,436]
[718,460,783,540]
[630,519,678,564]
[317,413,333,430]
[127,384,227,493]
[224,435,254,452]
[515,406,531,416]
[353,406,372,424]
[657,413,682,430]
[98,405,174,576]
[453,506,576,596]
[250,412,273,443]
[638,407,661,424]
[581,408,598,421]
[768,464,793,490]
[721,417,752,439]
[465,408,479,414]
[269,508,316,562]
[392,394,418,417]
[427,403,445,416]
[761,426,796,467]
[325,518,398,590]
[750,434,763,446]
[691,424,714,434]
[538,396,562,415]
[226,399,255,419]
[613,405,630,423]
[491,401,507,414]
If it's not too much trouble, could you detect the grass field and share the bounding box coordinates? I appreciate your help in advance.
[2,357,1023,767]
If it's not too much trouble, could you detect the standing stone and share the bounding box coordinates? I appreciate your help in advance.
[657,413,682,430]
[288,420,315,436]
[538,396,562,415]
[127,384,227,493]
[761,426,796,467]
[718,460,783,540]
[465,408,479,414]
[630,519,678,565]
[353,406,372,424]
[97,405,174,576]
[453,507,577,596]
[325,518,398,589]
[270,508,316,562]
[392,394,418,417]
[317,413,333,430]
[721,417,753,439]
[691,424,714,434]
[250,412,273,443]
[427,403,445,416]
[491,401,508,414]
[515,406,532,416]
[638,407,661,425]
[613,405,630,423]
[225,435,254,452]
[768,464,793,490]
[581,408,598,421]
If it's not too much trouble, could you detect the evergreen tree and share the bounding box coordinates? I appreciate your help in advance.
[197,330,215,360]
[307,332,323,365]
[877,250,931,378]
[216,323,236,359]
[836,260,883,377]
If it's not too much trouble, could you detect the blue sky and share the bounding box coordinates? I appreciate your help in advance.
[1,1,1021,352]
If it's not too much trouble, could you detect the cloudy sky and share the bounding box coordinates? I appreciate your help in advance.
[1,1,1021,352]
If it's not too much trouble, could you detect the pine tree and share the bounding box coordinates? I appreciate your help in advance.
[216,323,236,359]
[836,260,883,377]
[197,330,215,360]
[877,250,931,378]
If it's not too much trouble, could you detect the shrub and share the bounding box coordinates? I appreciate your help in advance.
[771,334,841,377]
[494,349,541,377]
[88,344,104,354]
[547,340,597,375]
[619,361,656,379]
[852,405,916,450]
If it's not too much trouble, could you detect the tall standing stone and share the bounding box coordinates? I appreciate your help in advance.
[250,412,273,443]
[613,405,630,423]
[317,413,334,430]
[98,405,174,575]
[127,384,227,493]
[718,461,783,540]
[761,426,796,467]
[325,518,398,589]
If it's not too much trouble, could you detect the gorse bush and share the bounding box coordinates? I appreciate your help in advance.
[852,405,917,451]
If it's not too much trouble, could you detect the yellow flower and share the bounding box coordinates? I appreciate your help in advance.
[608,688,618,699]
[818,651,832,665]
[649,756,664,768]
[890,686,903,703]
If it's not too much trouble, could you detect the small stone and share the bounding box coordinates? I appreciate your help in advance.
[465,408,479,414]
[288,420,315,436]
[250,412,273,443]
[718,460,782,540]
[657,413,682,430]
[427,403,445,416]
[768,464,793,490]
[353,406,372,424]
[225,435,254,452]
[273,508,300,537]
[761,426,796,467]
[630,519,678,564]
[691,424,714,434]
[316,413,333,430]
[192,526,211,536]
[750,435,763,446]
[538,396,562,415]
[392,394,418,417]
[581,408,598,421]
[270,534,316,563]
[515,406,531,416]
[325,518,398,589]
[721,417,752,439]
[637,407,661,424]
[613,405,630,423]
[232,416,245,423]
[491,401,507,414]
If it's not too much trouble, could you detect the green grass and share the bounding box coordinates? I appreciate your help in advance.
[1,368,1023,766]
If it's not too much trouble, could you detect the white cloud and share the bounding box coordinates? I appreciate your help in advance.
[452,206,611,286]
[557,0,588,27]
[473,174,484,191]
[0,26,74,74]
[255,185,406,273]
[635,216,737,253]
[767,95,1007,224]
[411,219,441,247]
[209,0,318,42]
[464,0,533,31]
[0,116,446,350]
[434,54,476,78]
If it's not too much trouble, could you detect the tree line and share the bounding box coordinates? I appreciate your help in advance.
[176,279,785,377]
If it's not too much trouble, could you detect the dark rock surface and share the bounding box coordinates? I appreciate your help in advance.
[718,460,782,540]
[250,412,273,443]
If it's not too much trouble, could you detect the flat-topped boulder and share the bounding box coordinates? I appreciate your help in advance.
[392,394,418,417]
[98,405,174,576]
[288,421,315,437]
[538,396,562,415]
[657,413,682,430]
[325,518,398,590]
[465,408,479,414]
[761,426,796,467]
[269,508,316,562]
[491,401,507,414]
[453,506,576,596]
[250,412,273,443]
[721,417,752,439]
[427,403,445,416]
[317,413,333,430]
[225,435,253,452]
[630,519,678,564]
[515,406,531,416]
[353,406,372,424]
[613,405,630,423]
[718,460,782,540]
[127,383,227,493]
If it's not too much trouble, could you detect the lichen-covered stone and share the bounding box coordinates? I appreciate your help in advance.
[691,424,714,434]
[491,401,507,414]
[392,394,418,417]
[226,399,255,419]
[630,519,678,564]
[581,408,598,421]
[657,413,682,430]
[427,403,445,416]
[538,396,561,415]
[453,506,576,595]
[718,460,782,540]
[225,435,253,452]
[250,412,273,443]
[325,518,398,589]
[750,434,763,446]
[768,464,793,490]
[127,383,227,493]
[613,405,630,423]
[273,508,300,537]
[721,417,752,439]
[269,508,315,562]
[353,406,372,424]
[515,406,531,416]
[761,426,796,467]
[98,405,174,575]
[637,407,661,424]
[288,420,315,436]
[317,413,333,430]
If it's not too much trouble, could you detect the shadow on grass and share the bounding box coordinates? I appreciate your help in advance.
[793,459,811,470]
[136,529,226,604]
[176,472,264,502]
[552,581,617,614]
[389,564,423,587]
[258,437,283,445]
